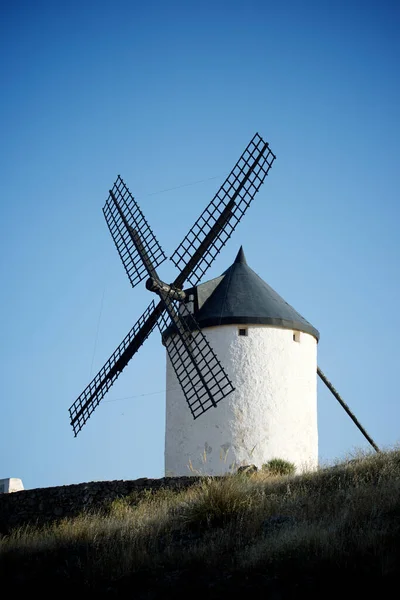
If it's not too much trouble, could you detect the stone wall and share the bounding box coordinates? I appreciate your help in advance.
[0,476,205,535]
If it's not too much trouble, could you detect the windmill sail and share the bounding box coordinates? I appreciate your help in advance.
[170,133,276,287]
[103,175,167,289]
[157,300,235,418]
[69,300,162,436]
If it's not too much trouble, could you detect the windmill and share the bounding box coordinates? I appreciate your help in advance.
[69,132,379,475]
[69,133,276,437]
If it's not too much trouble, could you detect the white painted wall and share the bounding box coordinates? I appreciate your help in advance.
[165,324,318,476]
[0,478,24,493]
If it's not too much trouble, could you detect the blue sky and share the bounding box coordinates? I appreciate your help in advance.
[1,0,399,490]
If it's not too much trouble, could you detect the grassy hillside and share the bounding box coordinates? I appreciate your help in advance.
[1,448,400,598]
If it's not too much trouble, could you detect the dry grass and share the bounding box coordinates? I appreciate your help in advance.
[1,448,400,595]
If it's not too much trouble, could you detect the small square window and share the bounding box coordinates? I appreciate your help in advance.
[238,328,248,337]
[293,331,300,343]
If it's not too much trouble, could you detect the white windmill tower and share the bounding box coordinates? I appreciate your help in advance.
[164,246,319,476]
[69,132,380,471]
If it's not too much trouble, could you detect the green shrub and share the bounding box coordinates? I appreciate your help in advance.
[262,458,296,476]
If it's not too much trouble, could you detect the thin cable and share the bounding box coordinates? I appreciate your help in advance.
[136,175,221,199]
[89,286,106,378]
[104,389,168,403]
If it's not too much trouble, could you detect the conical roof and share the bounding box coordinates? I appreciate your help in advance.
[189,247,319,340]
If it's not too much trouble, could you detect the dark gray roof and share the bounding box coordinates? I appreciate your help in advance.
[183,247,320,340]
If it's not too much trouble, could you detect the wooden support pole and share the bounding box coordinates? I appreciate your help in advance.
[317,367,380,453]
